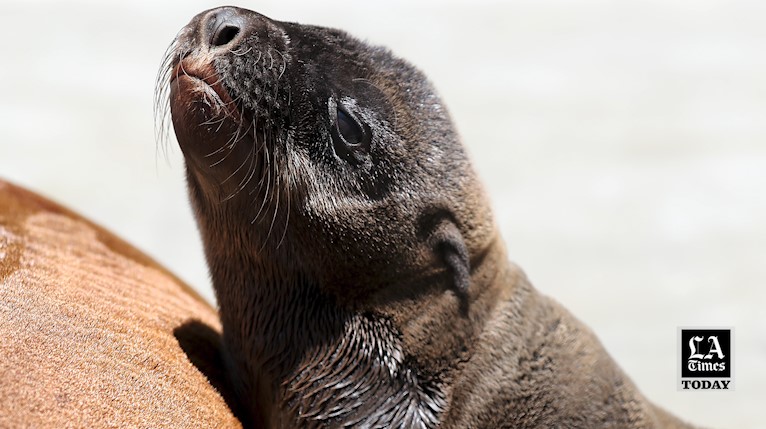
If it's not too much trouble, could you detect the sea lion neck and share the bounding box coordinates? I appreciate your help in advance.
[201,226,454,428]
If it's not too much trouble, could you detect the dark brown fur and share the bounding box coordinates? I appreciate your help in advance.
[159,7,697,428]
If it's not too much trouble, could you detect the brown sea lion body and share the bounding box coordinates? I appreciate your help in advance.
[0,179,243,428]
[160,6,696,428]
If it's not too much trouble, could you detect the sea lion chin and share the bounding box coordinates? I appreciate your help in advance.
[158,6,696,428]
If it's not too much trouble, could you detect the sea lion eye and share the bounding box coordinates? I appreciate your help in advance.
[330,100,371,164]
[336,108,364,146]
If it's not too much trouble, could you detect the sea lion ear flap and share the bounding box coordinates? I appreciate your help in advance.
[431,222,471,295]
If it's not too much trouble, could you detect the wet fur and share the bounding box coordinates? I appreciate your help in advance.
[159,7,696,428]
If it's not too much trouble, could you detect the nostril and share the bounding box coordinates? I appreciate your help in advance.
[201,7,250,49]
[211,24,240,47]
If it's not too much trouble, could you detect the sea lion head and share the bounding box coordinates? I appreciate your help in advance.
[157,6,497,304]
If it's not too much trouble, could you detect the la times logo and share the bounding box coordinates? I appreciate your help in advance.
[678,328,733,391]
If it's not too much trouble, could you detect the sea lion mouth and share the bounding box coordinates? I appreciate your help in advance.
[169,57,241,121]
[166,53,249,170]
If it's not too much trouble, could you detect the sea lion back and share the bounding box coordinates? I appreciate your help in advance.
[0,179,242,428]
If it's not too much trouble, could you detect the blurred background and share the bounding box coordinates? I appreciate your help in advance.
[1,0,764,426]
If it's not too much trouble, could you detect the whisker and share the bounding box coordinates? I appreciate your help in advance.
[276,130,291,249]
[236,133,259,192]
[153,37,183,166]
[251,126,273,225]
[221,138,257,202]
[231,45,253,56]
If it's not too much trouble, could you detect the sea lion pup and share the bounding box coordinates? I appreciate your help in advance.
[159,6,695,428]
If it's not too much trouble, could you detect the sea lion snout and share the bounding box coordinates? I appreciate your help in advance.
[190,6,273,53]
[161,7,292,200]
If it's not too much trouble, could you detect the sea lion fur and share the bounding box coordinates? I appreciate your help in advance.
[0,179,243,428]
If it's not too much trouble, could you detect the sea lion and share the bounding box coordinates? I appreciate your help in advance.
[158,6,696,428]
[0,179,244,428]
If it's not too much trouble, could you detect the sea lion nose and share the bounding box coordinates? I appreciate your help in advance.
[201,6,246,48]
